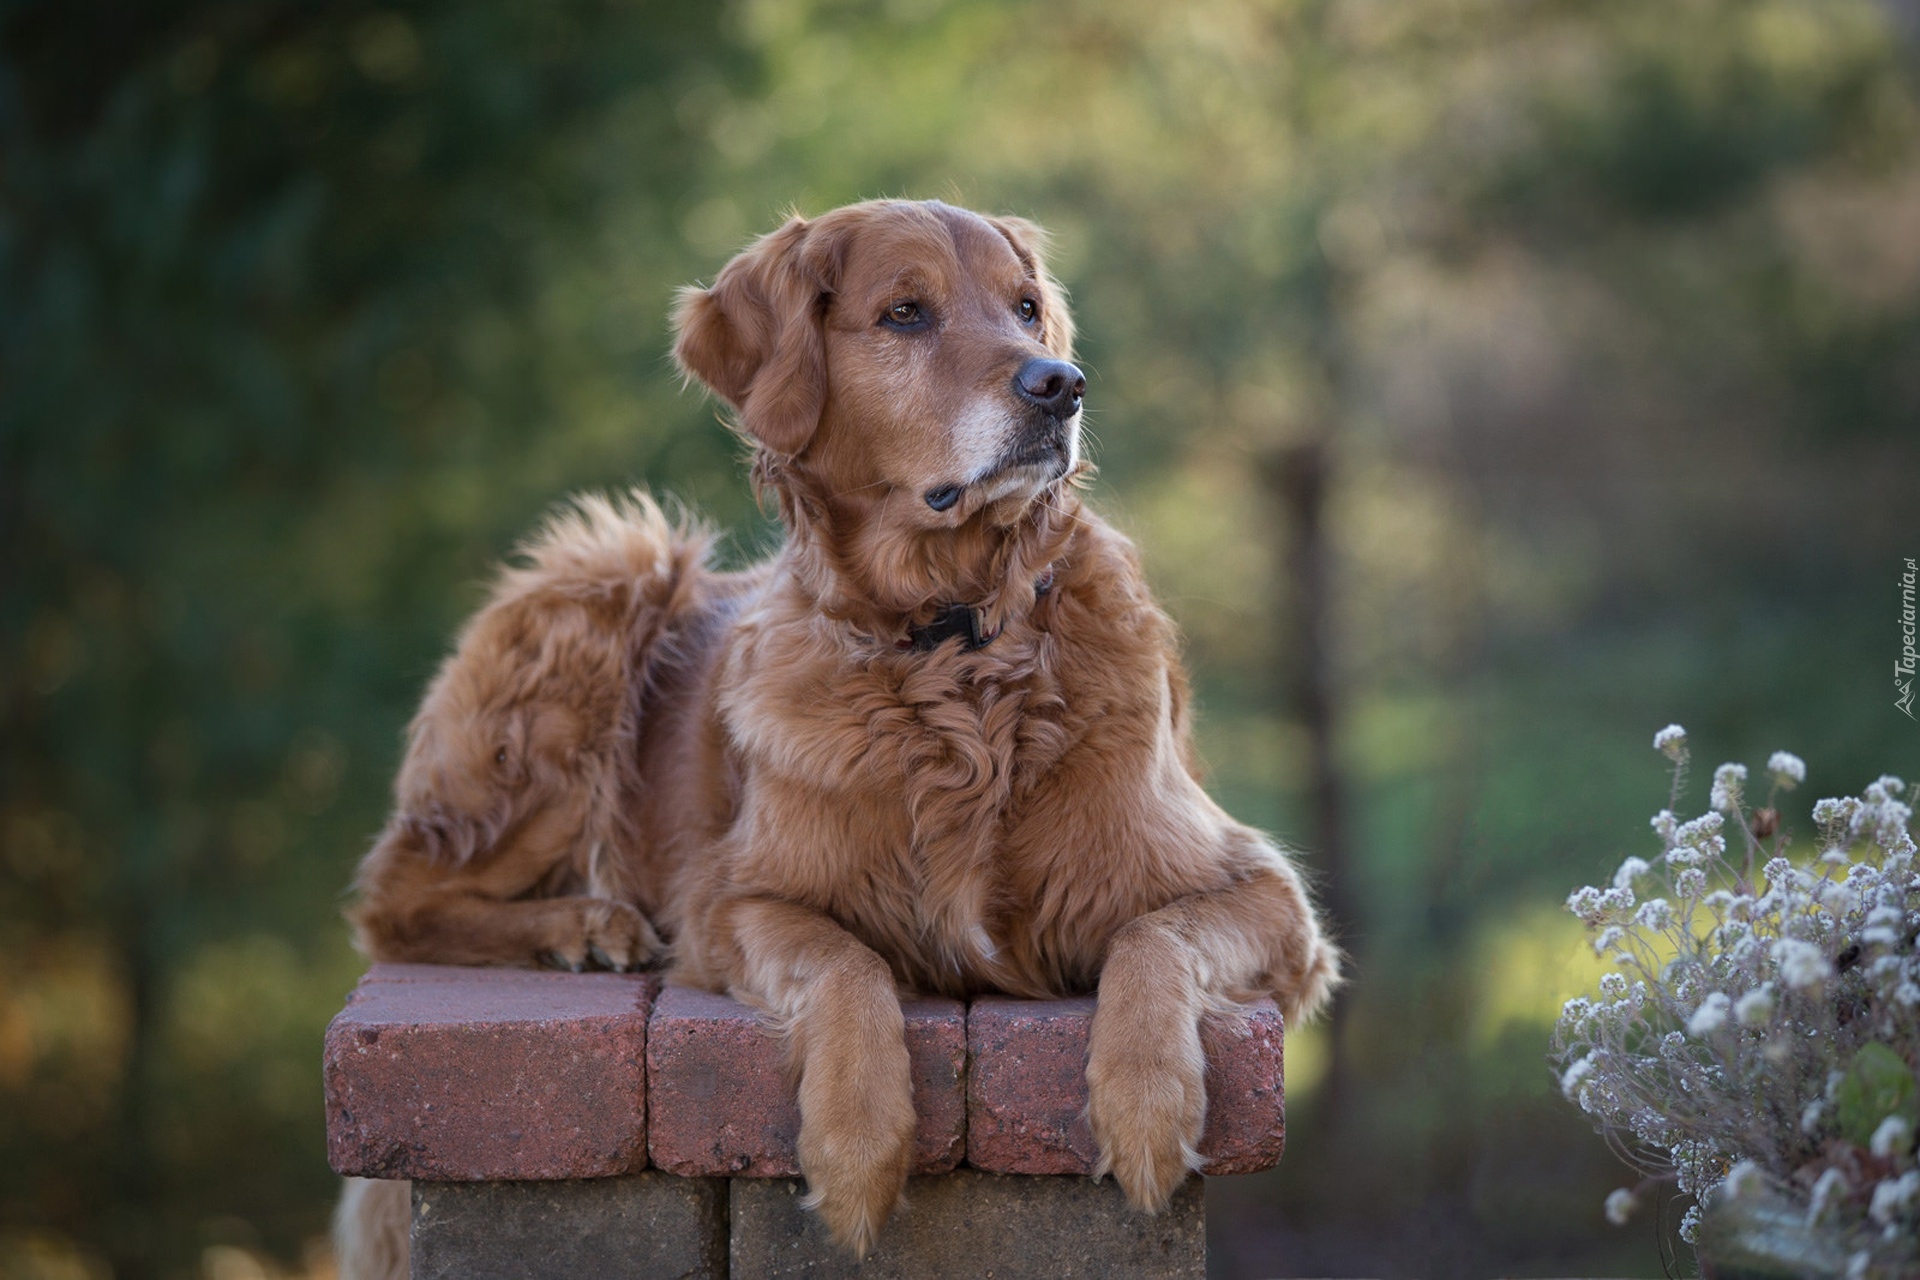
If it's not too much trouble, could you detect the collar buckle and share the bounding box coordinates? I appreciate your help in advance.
[908,603,995,653]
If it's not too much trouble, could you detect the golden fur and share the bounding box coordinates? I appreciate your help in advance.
[340,199,1340,1268]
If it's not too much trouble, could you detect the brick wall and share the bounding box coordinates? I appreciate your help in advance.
[324,964,1287,1276]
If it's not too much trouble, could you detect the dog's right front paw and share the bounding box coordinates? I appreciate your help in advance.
[795,1030,915,1256]
[798,1115,912,1257]
[536,898,663,972]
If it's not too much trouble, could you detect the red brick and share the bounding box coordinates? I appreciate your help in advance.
[965,996,1100,1173]
[324,966,654,1181]
[645,986,966,1177]
[1196,999,1286,1173]
[965,996,1286,1176]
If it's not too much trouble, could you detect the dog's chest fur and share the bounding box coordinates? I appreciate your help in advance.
[717,600,1118,995]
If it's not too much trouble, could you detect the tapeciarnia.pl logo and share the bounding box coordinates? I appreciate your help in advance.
[1900,557,1917,721]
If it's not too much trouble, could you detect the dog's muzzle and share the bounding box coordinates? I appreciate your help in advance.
[1001,357,1084,474]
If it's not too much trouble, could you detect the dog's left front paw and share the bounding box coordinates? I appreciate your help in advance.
[1086,1009,1206,1211]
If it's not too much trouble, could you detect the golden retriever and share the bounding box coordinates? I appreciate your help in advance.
[340,198,1340,1266]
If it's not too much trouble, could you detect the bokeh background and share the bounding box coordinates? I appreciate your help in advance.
[4,0,1918,1275]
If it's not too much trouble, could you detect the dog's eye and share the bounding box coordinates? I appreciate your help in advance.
[494,747,508,766]
[1018,298,1039,324]
[924,485,962,512]
[881,301,924,329]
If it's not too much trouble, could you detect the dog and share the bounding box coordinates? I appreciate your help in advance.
[338,198,1340,1269]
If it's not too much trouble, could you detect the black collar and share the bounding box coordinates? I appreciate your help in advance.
[907,604,996,653]
[900,570,1054,654]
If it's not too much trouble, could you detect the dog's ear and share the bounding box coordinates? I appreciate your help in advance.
[990,215,1075,360]
[673,216,835,458]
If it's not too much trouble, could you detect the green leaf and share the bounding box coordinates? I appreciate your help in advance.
[1835,1042,1920,1147]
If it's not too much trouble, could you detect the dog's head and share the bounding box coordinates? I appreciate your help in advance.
[674,201,1082,610]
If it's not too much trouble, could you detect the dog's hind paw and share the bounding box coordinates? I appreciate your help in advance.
[537,898,663,972]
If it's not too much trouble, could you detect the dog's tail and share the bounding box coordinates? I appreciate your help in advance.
[334,1177,409,1280]
[495,488,715,620]
[347,488,717,960]
[504,490,718,903]
[385,488,714,868]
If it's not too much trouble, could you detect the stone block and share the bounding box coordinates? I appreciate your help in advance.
[646,985,966,1177]
[966,996,1286,1176]
[410,1174,725,1280]
[730,1170,1204,1278]
[324,965,653,1181]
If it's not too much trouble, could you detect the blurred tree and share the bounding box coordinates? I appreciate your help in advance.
[1,0,752,1270]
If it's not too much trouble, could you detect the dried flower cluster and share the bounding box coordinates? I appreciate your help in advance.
[1553,726,1920,1278]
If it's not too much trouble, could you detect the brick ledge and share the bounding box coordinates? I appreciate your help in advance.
[323,964,1285,1184]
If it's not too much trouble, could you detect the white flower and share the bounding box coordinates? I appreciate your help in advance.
[1734,986,1774,1027]
[1724,1159,1764,1199]
[1814,796,1858,829]
[1592,925,1625,955]
[1890,829,1917,864]
[1635,898,1673,930]
[1678,1203,1701,1244]
[1613,856,1650,890]
[1672,813,1727,861]
[1870,1115,1912,1159]
[1774,938,1832,989]
[1675,867,1707,899]
[1566,886,1605,924]
[1768,751,1807,788]
[1858,795,1915,848]
[1680,811,1726,842]
[1604,1186,1636,1226]
[1818,880,1860,916]
[1897,982,1920,1008]
[1599,972,1627,998]
[1688,992,1730,1035]
[1561,1054,1597,1102]
[1869,1170,1920,1226]
[1808,1167,1849,1225]
[1711,763,1748,813]
[1654,724,1688,760]
[1803,1098,1827,1134]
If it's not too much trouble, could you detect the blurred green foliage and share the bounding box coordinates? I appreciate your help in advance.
[3,0,1917,1276]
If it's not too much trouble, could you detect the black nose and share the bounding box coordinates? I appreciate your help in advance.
[1014,358,1086,419]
